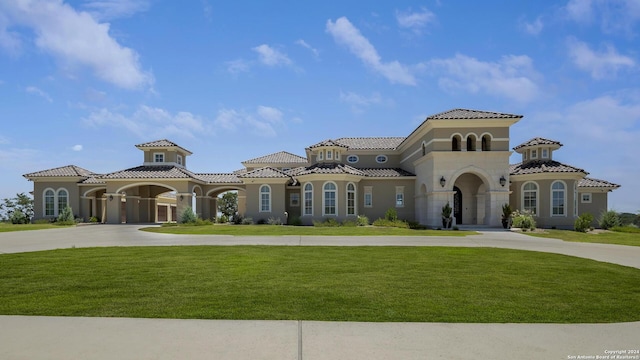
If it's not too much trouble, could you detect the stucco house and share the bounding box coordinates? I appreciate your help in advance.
[24,108,619,228]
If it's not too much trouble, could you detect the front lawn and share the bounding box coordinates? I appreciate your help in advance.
[526,229,640,247]
[1,246,638,323]
[0,223,72,232]
[141,224,476,236]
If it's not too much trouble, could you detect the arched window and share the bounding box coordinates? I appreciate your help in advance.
[259,185,271,212]
[522,182,538,215]
[452,135,461,151]
[346,183,356,216]
[481,135,491,151]
[57,189,68,214]
[323,182,337,216]
[44,189,55,216]
[551,181,566,216]
[466,135,476,151]
[303,183,313,216]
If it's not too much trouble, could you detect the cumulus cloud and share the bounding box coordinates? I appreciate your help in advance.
[81,0,150,21]
[326,17,416,86]
[226,59,251,74]
[339,91,392,113]
[424,54,540,102]
[83,105,209,139]
[0,0,153,90]
[25,86,53,103]
[295,39,319,58]
[396,7,436,34]
[521,17,544,35]
[214,106,288,137]
[72,144,83,151]
[253,44,292,67]
[564,0,640,34]
[567,38,635,79]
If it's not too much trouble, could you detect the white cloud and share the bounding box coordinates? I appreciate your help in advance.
[0,0,153,90]
[72,144,83,151]
[253,44,292,67]
[425,54,539,102]
[81,0,150,21]
[226,59,251,74]
[326,17,416,86]
[214,106,287,137]
[25,86,53,103]
[202,0,213,22]
[295,39,319,58]
[339,91,393,114]
[521,17,544,35]
[567,38,635,79]
[257,106,283,123]
[565,0,594,23]
[83,106,209,139]
[564,0,640,34]
[396,7,436,34]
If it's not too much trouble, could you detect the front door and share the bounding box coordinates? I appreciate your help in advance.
[453,186,462,225]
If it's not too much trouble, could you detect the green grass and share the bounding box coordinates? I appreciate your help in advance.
[527,228,640,246]
[1,246,638,323]
[0,222,73,232]
[141,224,476,236]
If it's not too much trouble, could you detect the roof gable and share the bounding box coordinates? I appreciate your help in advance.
[243,151,308,164]
[24,165,95,178]
[509,160,587,176]
[135,139,193,155]
[514,137,562,150]
[239,167,290,178]
[427,108,522,120]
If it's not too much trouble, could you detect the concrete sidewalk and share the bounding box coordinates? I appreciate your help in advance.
[1,225,639,359]
[1,316,638,360]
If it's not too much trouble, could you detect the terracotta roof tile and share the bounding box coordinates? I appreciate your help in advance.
[510,160,587,176]
[334,137,405,150]
[427,108,522,120]
[289,164,415,178]
[243,151,308,164]
[101,166,197,179]
[135,139,192,154]
[24,165,95,178]
[239,167,290,178]
[195,173,242,184]
[360,168,415,177]
[513,137,563,150]
[578,177,620,189]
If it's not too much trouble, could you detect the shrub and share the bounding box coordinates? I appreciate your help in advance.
[56,206,75,225]
[313,218,341,227]
[407,221,427,230]
[511,210,536,231]
[267,217,283,225]
[289,216,302,226]
[179,206,198,224]
[341,219,358,227]
[241,217,254,225]
[10,209,28,224]
[599,210,621,230]
[217,214,229,224]
[257,219,267,225]
[357,215,369,226]
[385,208,398,221]
[574,213,594,233]
[232,214,244,225]
[89,216,100,223]
[372,218,410,228]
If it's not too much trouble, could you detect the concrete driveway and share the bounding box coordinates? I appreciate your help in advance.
[1,225,639,360]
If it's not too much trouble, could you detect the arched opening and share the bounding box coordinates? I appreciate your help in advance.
[452,135,461,151]
[481,135,491,151]
[466,135,476,151]
[452,173,487,225]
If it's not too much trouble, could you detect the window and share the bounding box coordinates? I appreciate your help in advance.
[523,152,528,161]
[376,155,387,163]
[327,150,333,160]
[452,135,461,151]
[323,182,337,215]
[395,186,404,207]
[154,153,164,163]
[481,135,491,151]
[522,182,538,215]
[542,149,548,158]
[347,155,359,164]
[466,135,476,151]
[551,181,566,216]
[581,193,592,203]
[531,149,537,159]
[422,142,426,156]
[44,189,55,216]
[318,151,323,161]
[303,183,313,215]
[57,189,68,213]
[336,151,340,160]
[260,185,271,212]
[346,183,356,216]
[364,186,373,208]
[290,193,300,207]
[177,155,183,165]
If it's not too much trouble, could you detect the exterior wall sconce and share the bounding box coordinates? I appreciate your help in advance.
[109,195,114,201]
[499,175,507,187]
[440,176,446,187]
[179,195,184,201]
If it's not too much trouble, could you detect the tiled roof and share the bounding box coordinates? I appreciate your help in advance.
[80,176,106,185]
[239,167,290,178]
[427,108,522,120]
[23,165,95,178]
[289,164,415,178]
[579,177,620,189]
[101,166,197,179]
[135,139,192,154]
[360,168,415,177]
[243,151,308,164]
[195,173,242,184]
[510,160,587,176]
[334,137,405,150]
[513,137,562,150]
[307,139,349,149]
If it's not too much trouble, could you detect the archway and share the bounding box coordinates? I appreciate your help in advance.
[452,173,488,225]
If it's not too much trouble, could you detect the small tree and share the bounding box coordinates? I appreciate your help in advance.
[217,192,238,220]
[385,208,398,221]
[599,210,620,230]
[57,206,75,225]
[0,192,34,223]
[179,206,198,224]
[441,202,452,229]
[574,213,594,233]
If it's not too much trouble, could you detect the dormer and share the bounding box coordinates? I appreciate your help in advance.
[513,137,562,163]
[135,139,193,168]
[305,139,349,165]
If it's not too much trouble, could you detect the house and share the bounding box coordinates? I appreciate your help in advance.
[24,108,619,228]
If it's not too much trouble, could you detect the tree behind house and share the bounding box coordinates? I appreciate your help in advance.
[218,192,238,220]
[0,193,34,223]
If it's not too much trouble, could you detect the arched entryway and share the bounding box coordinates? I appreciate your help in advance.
[452,172,489,226]
[453,186,462,224]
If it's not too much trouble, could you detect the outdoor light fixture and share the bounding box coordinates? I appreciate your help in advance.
[499,175,506,187]
[440,176,446,187]
[109,195,113,201]
[179,195,184,201]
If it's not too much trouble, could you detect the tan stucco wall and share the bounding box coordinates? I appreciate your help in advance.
[509,178,580,229]
[244,182,287,223]
[32,180,82,220]
[577,190,610,227]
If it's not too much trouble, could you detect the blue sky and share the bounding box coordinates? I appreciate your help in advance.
[0,0,638,213]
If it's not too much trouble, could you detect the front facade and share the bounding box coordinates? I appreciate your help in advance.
[24,109,619,228]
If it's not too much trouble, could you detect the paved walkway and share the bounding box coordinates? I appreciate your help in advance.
[1,225,639,359]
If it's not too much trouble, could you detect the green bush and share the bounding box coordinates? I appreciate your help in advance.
[408,221,428,230]
[372,218,410,228]
[357,215,369,226]
[341,219,358,227]
[89,216,100,223]
[574,213,594,233]
[217,214,229,223]
[241,217,254,225]
[179,206,198,224]
[289,216,302,226]
[56,206,75,225]
[385,208,398,221]
[599,210,620,230]
[511,210,536,231]
[267,217,283,225]
[232,214,244,224]
[9,209,28,224]
[313,218,341,227]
